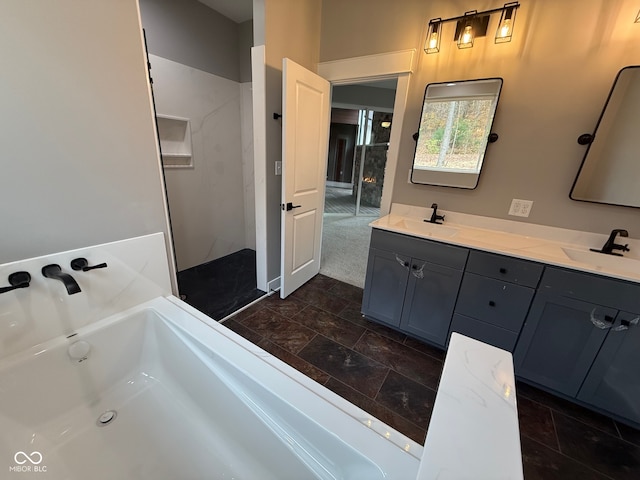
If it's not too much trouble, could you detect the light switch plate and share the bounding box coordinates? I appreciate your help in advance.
[509,199,533,217]
[275,161,282,176]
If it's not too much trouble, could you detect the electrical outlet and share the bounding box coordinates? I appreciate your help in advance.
[509,199,533,217]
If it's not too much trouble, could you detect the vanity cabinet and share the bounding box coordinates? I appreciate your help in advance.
[514,267,640,424]
[363,224,640,427]
[449,251,543,351]
[578,311,640,424]
[362,229,468,346]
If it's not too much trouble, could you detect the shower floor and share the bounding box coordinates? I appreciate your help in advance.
[177,249,266,320]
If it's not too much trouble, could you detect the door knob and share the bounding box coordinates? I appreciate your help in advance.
[284,202,301,211]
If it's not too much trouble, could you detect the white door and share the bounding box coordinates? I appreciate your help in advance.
[280,58,330,298]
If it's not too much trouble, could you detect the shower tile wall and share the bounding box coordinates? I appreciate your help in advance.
[240,82,256,251]
[150,54,250,271]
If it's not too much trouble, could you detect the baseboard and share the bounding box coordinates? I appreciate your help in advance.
[268,276,281,292]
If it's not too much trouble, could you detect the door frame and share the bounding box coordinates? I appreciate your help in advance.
[317,49,415,216]
[253,49,415,292]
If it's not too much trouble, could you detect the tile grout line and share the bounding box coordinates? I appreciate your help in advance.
[523,434,618,480]
[550,409,562,455]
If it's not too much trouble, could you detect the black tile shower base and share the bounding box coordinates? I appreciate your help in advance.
[177,248,266,320]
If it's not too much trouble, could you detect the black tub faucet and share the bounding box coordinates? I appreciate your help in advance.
[42,264,81,295]
[426,203,445,224]
[591,229,630,256]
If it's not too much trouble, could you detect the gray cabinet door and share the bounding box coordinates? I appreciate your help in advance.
[399,259,463,347]
[514,293,615,397]
[578,311,640,426]
[362,248,410,327]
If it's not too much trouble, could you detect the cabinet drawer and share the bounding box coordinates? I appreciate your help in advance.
[370,228,468,270]
[455,273,534,331]
[449,314,518,352]
[540,267,640,313]
[466,250,543,287]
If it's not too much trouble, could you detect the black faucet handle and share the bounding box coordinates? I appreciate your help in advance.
[0,271,31,294]
[70,258,107,272]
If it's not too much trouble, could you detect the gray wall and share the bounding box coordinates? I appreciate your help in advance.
[255,0,322,284]
[139,0,244,81]
[239,20,254,82]
[320,0,640,237]
[0,0,171,265]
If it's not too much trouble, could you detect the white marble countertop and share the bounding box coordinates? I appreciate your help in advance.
[417,333,523,480]
[370,204,640,284]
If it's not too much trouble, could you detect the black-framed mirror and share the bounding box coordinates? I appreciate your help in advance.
[410,78,503,189]
[570,66,640,208]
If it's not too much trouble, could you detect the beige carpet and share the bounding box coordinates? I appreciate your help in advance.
[320,214,375,288]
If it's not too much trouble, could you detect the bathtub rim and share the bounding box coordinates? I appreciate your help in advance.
[164,294,423,460]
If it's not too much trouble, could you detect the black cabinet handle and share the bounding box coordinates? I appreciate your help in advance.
[489,300,496,307]
[71,258,108,272]
[499,268,507,274]
[404,261,410,267]
[412,264,418,270]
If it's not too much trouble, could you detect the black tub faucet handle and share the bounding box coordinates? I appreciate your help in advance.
[70,258,108,272]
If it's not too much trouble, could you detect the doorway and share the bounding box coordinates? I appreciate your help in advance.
[320,79,398,288]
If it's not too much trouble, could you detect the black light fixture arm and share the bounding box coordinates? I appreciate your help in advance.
[429,2,519,26]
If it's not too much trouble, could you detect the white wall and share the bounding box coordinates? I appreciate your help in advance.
[150,55,249,270]
[0,1,172,271]
[240,82,257,250]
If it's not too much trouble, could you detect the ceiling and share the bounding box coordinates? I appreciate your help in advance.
[197,0,253,23]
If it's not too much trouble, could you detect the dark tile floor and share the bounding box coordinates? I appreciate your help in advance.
[224,274,640,480]
[177,249,266,320]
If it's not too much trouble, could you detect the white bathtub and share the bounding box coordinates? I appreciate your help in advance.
[0,296,420,479]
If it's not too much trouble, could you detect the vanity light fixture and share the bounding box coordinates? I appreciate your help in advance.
[424,2,520,54]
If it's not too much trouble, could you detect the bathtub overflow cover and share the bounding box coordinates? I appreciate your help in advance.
[97,410,117,426]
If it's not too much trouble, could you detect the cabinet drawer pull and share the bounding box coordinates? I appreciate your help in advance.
[499,268,507,274]
[489,300,496,307]
[395,254,409,269]
[589,309,614,329]
[613,317,639,332]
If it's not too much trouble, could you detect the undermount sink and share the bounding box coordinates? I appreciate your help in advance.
[562,247,640,275]
[393,218,459,238]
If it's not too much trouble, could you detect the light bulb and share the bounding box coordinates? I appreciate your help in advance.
[429,32,438,50]
[462,25,473,44]
[499,18,512,38]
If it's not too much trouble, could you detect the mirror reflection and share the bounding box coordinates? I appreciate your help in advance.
[411,78,503,189]
[570,66,640,208]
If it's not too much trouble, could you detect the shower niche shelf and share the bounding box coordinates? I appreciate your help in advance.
[157,115,193,168]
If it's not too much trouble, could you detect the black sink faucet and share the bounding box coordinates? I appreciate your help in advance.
[42,264,81,295]
[425,203,445,224]
[591,229,630,256]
